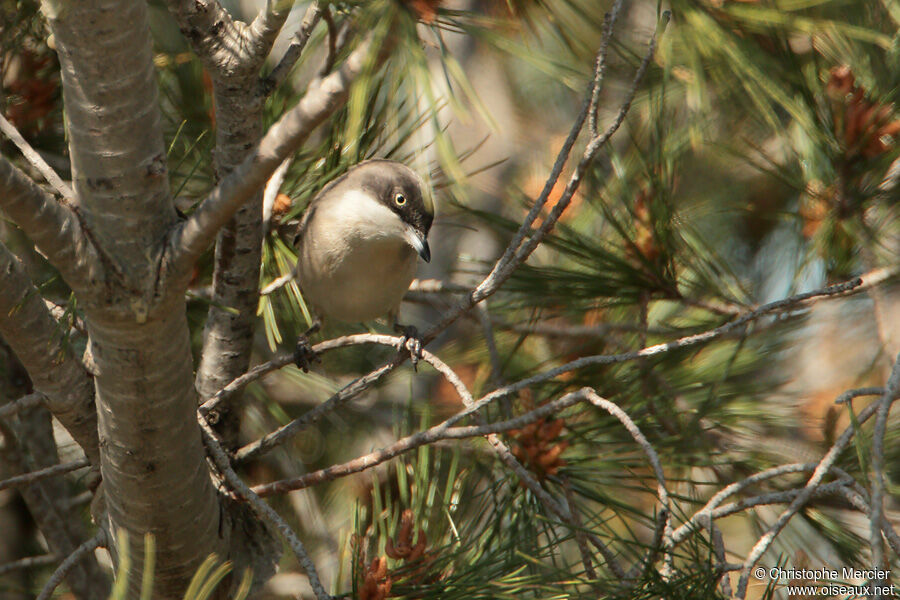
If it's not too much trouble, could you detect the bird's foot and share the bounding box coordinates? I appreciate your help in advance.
[293,322,322,373]
[394,323,424,371]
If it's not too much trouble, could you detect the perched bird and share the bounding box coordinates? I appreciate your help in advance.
[292,159,434,368]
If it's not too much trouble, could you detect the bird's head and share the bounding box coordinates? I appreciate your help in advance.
[346,159,434,262]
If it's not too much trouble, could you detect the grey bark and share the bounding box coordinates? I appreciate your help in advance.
[0,341,108,600]
[0,244,99,467]
[43,0,226,595]
[166,0,292,447]
[4,407,109,600]
[0,0,390,596]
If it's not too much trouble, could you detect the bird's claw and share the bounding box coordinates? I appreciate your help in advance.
[395,324,424,371]
[293,335,320,373]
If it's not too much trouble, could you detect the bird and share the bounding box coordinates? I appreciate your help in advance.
[291,159,434,370]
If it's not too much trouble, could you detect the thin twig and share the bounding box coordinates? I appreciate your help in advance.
[250,389,587,496]
[201,332,414,418]
[446,278,871,433]
[419,350,628,579]
[35,531,106,600]
[509,13,667,269]
[706,480,855,523]
[217,274,877,463]
[422,12,669,344]
[198,419,331,600]
[583,390,672,577]
[588,0,625,137]
[670,462,821,545]
[867,351,900,592]
[262,1,322,94]
[246,0,293,62]
[0,112,73,198]
[234,362,392,462]
[318,5,338,78]
[173,31,389,273]
[0,457,90,492]
[0,392,46,420]
[562,476,597,580]
[734,379,899,598]
[0,554,58,576]
[835,386,885,404]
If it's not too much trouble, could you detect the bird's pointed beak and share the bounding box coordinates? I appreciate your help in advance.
[404,225,431,263]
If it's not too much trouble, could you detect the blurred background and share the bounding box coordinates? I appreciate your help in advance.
[1,0,899,598]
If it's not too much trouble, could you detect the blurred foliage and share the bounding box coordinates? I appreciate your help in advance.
[1,0,899,598]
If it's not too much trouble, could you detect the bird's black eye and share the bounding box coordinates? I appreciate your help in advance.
[394,192,407,206]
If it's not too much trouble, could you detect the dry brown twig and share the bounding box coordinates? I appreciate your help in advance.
[197,419,331,600]
[0,457,90,492]
[0,112,73,198]
[734,358,900,598]
[35,531,106,600]
[0,554,58,576]
[213,270,887,465]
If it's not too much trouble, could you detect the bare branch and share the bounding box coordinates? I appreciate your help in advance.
[250,390,586,496]
[234,361,394,462]
[446,277,873,431]
[835,386,885,404]
[423,12,670,343]
[246,0,293,62]
[170,31,390,276]
[198,419,330,600]
[867,351,900,588]
[670,462,849,546]
[262,1,323,94]
[0,392,45,420]
[164,0,242,69]
[0,458,90,493]
[705,481,856,525]
[0,112,72,198]
[0,554,58,576]
[583,390,672,574]
[0,243,100,465]
[0,155,100,286]
[589,0,625,137]
[200,332,415,418]
[734,377,899,598]
[317,5,338,78]
[35,531,106,600]
[217,272,886,465]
